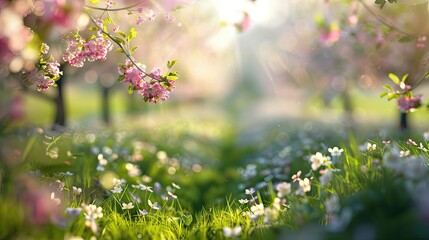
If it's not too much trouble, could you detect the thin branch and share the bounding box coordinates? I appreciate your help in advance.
[89,17,159,82]
[85,0,146,12]
[359,0,418,37]
[409,69,429,91]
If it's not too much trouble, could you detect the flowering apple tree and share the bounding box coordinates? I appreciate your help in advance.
[1,0,190,104]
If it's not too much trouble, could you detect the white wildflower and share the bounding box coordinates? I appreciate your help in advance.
[367,143,376,151]
[249,203,264,220]
[418,143,428,152]
[223,226,242,238]
[276,182,291,198]
[110,185,123,194]
[310,152,330,171]
[122,202,134,210]
[148,199,160,210]
[167,191,178,199]
[172,182,181,189]
[245,188,255,195]
[400,150,410,157]
[72,186,82,195]
[299,178,311,193]
[328,147,344,157]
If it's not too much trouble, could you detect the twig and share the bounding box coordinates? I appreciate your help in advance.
[359,0,417,37]
[85,0,147,12]
[88,16,159,82]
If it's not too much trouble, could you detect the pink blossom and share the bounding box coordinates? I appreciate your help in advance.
[23,59,62,91]
[319,25,340,46]
[136,16,147,26]
[165,13,176,22]
[118,59,146,89]
[40,0,84,28]
[147,10,157,21]
[0,6,33,63]
[150,67,162,80]
[106,0,114,8]
[118,60,175,103]
[397,95,422,113]
[236,12,251,32]
[348,15,358,27]
[63,34,113,67]
[138,81,175,103]
[41,43,50,55]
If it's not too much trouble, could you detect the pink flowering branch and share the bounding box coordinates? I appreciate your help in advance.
[407,69,429,92]
[88,17,160,82]
[358,0,417,38]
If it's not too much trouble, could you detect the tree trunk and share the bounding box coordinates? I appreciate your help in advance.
[102,86,110,125]
[53,65,66,130]
[399,112,408,130]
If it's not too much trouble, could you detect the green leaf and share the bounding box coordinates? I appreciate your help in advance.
[90,0,99,3]
[398,36,413,43]
[104,17,112,24]
[383,84,392,92]
[130,46,138,54]
[118,75,125,82]
[387,93,400,101]
[114,37,125,45]
[401,74,408,82]
[167,60,177,69]
[128,86,134,94]
[127,28,137,42]
[116,48,124,53]
[375,0,387,9]
[405,91,413,98]
[117,31,127,39]
[167,75,179,80]
[388,73,400,85]
[88,26,98,31]
[380,92,388,98]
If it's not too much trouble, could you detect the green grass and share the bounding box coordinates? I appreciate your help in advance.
[0,115,429,239]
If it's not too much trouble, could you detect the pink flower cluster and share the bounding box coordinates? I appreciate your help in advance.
[398,95,422,113]
[63,33,113,67]
[23,61,62,91]
[22,43,63,91]
[320,26,340,46]
[118,60,175,103]
[38,0,84,28]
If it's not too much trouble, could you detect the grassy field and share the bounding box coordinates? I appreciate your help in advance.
[1,109,428,239]
[1,81,428,239]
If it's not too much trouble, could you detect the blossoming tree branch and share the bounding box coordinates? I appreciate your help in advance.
[315,0,428,128]
[1,0,189,103]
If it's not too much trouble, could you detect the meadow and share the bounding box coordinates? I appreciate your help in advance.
[1,92,429,239]
[1,0,429,239]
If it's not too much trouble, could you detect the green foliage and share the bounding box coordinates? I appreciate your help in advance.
[1,122,428,239]
[375,0,398,9]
